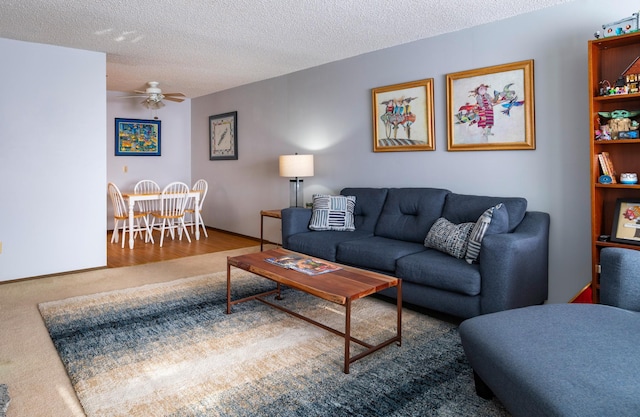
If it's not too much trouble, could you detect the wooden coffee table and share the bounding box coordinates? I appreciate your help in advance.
[226,248,402,373]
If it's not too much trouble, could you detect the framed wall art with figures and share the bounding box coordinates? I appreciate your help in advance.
[371,78,435,152]
[446,60,535,151]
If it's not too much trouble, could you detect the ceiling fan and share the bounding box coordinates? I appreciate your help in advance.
[124,81,186,110]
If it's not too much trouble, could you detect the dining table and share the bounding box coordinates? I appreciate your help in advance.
[122,191,202,249]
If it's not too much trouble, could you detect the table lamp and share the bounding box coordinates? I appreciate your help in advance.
[279,154,314,207]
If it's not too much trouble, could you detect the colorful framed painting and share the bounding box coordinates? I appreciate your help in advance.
[446,60,535,151]
[115,118,161,156]
[209,111,238,160]
[611,198,640,245]
[371,78,435,152]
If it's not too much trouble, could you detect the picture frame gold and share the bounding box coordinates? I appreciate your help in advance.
[611,198,640,245]
[371,78,435,152]
[446,60,535,151]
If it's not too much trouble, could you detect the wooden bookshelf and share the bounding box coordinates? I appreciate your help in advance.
[589,32,640,302]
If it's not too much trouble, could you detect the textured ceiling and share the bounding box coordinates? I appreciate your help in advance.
[1,0,573,98]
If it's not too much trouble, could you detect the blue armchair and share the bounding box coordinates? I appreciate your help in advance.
[458,247,640,417]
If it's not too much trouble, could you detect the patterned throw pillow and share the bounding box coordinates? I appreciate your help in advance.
[308,195,356,231]
[424,217,474,259]
[465,203,507,264]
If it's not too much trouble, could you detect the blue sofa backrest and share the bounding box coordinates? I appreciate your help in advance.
[340,187,389,232]
[441,193,528,232]
[374,188,450,243]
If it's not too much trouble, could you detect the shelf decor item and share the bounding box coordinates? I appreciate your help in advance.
[620,173,638,184]
[209,111,238,160]
[115,118,161,156]
[371,78,435,152]
[446,60,535,151]
[611,198,640,245]
[601,13,639,38]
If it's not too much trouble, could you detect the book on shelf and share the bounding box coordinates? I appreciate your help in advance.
[265,254,342,276]
[601,152,617,183]
[598,153,610,176]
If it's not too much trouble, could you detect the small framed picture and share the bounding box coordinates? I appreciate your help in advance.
[115,118,161,156]
[209,111,238,160]
[611,198,640,245]
[371,78,435,152]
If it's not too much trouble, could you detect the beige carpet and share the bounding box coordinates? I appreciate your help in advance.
[0,246,262,417]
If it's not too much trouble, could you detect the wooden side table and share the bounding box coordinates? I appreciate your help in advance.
[260,209,282,251]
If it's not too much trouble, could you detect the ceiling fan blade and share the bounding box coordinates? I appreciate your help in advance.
[134,90,147,94]
[163,96,185,102]
[163,92,186,97]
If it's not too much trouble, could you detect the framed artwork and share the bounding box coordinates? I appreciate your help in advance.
[209,111,238,160]
[115,118,161,156]
[446,60,535,151]
[611,198,640,245]
[371,78,435,152]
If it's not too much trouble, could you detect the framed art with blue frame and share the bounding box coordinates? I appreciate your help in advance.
[115,118,161,156]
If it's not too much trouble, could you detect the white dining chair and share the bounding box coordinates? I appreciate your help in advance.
[133,179,160,221]
[183,179,209,238]
[150,181,192,247]
[108,182,154,248]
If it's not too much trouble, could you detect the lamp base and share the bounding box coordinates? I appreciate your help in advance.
[289,179,304,207]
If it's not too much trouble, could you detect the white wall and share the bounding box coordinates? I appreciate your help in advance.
[191,0,636,303]
[0,38,106,281]
[106,92,192,229]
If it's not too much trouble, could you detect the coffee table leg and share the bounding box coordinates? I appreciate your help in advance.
[226,261,232,314]
[344,298,351,374]
[397,279,402,346]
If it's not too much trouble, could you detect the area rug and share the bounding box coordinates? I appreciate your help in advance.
[39,270,509,417]
[0,384,9,417]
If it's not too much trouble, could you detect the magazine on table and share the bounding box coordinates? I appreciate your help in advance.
[265,254,342,276]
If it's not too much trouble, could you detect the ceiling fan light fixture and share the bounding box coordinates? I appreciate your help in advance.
[141,97,165,110]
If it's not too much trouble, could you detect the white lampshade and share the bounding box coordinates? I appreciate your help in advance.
[279,154,314,178]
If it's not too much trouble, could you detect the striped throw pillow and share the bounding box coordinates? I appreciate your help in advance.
[308,195,356,231]
[465,203,506,264]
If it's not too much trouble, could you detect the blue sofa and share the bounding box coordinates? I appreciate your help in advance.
[459,247,640,416]
[281,187,550,319]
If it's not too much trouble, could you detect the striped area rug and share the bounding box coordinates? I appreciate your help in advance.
[39,270,509,417]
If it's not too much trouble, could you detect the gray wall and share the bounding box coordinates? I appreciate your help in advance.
[192,0,634,303]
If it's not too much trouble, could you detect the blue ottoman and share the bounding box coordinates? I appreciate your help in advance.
[459,303,640,416]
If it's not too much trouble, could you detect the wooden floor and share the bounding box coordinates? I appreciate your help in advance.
[107,227,261,268]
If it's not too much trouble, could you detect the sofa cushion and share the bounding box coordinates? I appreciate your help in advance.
[337,236,425,272]
[375,188,450,243]
[340,188,388,232]
[424,217,474,259]
[286,230,373,262]
[442,193,527,232]
[465,203,509,264]
[308,194,356,231]
[397,250,482,296]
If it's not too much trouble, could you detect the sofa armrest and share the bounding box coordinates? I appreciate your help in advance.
[600,247,640,312]
[478,211,550,314]
[281,207,312,249]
